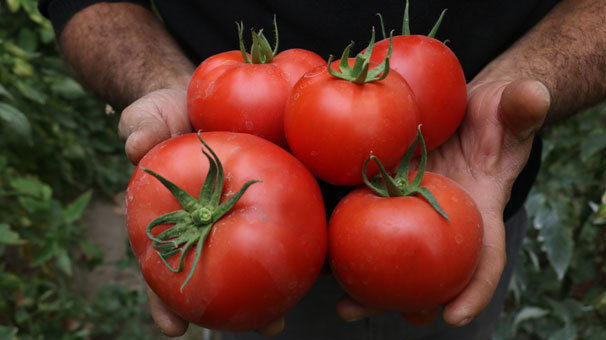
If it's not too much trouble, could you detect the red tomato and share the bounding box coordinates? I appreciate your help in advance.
[370,35,467,152]
[126,132,327,331]
[284,59,420,186]
[187,49,324,148]
[328,171,482,312]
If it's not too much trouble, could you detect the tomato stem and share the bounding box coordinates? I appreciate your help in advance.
[327,28,393,84]
[362,126,449,221]
[142,133,261,291]
[380,0,446,38]
[236,16,279,64]
[402,0,411,36]
[427,9,447,38]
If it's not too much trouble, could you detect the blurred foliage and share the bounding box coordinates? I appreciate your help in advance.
[494,105,606,339]
[0,0,151,339]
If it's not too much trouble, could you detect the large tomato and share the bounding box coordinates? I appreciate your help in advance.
[187,23,324,148]
[328,130,482,313]
[329,172,482,312]
[126,132,327,331]
[284,46,420,186]
[369,7,467,152]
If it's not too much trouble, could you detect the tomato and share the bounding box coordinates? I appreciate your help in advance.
[125,132,327,331]
[369,6,467,152]
[328,171,482,312]
[187,22,324,148]
[284,52,420,186]
[328,129,482,313]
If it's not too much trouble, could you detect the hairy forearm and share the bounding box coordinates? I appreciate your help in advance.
[473,0,606,122]
[60,2,195,111]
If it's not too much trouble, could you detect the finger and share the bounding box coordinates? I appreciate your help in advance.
[500,79,550,141]
[400,308,439,326]
[146,285,189,337]
[335,294,382,322]
[118,89,192,164]
[255,317,285,338]
[441,214,506,327]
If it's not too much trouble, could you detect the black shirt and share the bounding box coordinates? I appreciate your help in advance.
[39,0,559,219]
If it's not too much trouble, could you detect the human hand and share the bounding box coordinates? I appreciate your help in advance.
[118,88,193,164]
[336,79,550,326]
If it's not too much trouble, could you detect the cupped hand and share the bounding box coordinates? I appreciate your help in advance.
[336,78,550,326]
[119,89,286,337]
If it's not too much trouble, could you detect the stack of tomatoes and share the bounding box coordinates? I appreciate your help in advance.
[126,7,482,332]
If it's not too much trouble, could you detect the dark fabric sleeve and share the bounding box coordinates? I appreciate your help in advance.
[38,0,151,40]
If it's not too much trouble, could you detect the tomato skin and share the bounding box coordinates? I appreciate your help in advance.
[328,172,482,312]
[187,49,325,148]
[126,132,327,331]
[284,60,420,186]
[370,36,467,152]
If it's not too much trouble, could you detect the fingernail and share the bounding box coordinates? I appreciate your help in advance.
[456,317,473,327]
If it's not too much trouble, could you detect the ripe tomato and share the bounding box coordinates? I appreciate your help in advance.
[126,132,327,331]
[187,23,324,148]
[368,4,466,153]
[370,35,466,152]
[284,57,420,186]
[328,171,482,312]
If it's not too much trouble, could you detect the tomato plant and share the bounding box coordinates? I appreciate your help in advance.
[369,2,467,152]
[284,30,420,186]
[187,19,324,148]
[125,132,327,331]
[328,128,482,314]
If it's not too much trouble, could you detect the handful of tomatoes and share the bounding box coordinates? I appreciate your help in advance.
[126,2,482,332]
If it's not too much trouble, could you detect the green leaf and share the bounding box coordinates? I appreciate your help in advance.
[50,77,86,99]
[593,190,606,225]
[0,325,18,340]
[64,190,92,224]
[548,324,577,340]
[581,132,606,160]
[18,27,38,52]
[15,80,47,104]
[12,58,34,76]
[6,0,20,12]
[0,223,25,245]
[0,102,32,140]
[592,290,606,311]
[31,241,58,267]
[535,208,573,280]
[18,196,50,214]
[0,84,14,99]
[583,326,606,340]
[55,248,72,276]
[9,177,52,200]
[513,306,549,334]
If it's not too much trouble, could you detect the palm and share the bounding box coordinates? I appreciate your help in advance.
[426,79,549,325]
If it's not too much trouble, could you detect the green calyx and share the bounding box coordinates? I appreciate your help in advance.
[376,0,446,39]
[142,133,260,291]
[327,27,393,84]
[362,126,449,221]
[237,15,279,64]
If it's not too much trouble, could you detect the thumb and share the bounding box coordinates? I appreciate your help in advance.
[118,89,191,164]
[499,79,550,141]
